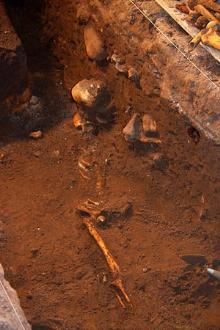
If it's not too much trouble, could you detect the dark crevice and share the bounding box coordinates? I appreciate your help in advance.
[0,0,70,144]
[32,324,53,330]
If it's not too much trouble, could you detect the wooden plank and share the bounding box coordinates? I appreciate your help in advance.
[155,0,220,63]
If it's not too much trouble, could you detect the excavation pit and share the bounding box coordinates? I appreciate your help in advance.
[0,1,220,329]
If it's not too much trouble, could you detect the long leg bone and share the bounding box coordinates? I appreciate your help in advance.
[83,217,132,308]
[188,0,220,13]
[194,5,219,22]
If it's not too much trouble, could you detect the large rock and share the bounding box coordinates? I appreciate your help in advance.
[0,1,28,115]
[71,79,109,108]
[0,264,31,329]
[84,25,107,62]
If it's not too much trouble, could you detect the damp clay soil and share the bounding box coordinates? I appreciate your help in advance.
[1,1,220,329]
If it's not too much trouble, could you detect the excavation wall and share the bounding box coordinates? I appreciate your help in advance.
[0,1,27,115]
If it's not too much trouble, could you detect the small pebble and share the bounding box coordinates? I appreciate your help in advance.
[33,151,41,158]
[53,150,60,158]
[143,267,151,273]
[29,130,43,139]
[0,152,6,162]
[96,215,107,227]
[31,248,39,258]
[102,274,108,283]
[29,95,40,106]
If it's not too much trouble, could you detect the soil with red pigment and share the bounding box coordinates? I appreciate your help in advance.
[1,1,220,329]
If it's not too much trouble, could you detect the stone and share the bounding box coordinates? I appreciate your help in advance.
[123,113,161,145]
[73,112,95,133]
[96,215,107,227]
[142,114,158,137]
[102,274,108,283]
[0,264,31,329]
[143,267,151,273]
[25,95,42,115]
[53,150,60,158]
[71,79,109,108]
[29,95,39,106]
[73,112,87,130]
[29,130,43,139]
[123,113,141,142]
[84,25,107,62]
[0,152,6,162]
[31,248,39,257]
[33,151,41,158]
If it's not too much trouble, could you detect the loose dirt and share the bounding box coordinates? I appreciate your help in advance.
[0,1,220,329]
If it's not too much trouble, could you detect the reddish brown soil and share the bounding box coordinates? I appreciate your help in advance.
[1,1,220,329]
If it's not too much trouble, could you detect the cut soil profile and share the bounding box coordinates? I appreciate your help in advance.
[0,0,220,329]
